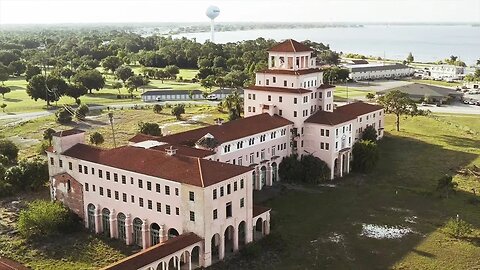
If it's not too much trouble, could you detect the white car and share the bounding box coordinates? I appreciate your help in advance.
[206,94,217,101]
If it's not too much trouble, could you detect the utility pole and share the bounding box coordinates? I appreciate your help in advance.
[108,112,117,148]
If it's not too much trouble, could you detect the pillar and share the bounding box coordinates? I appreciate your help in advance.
[142,219,149,249]
[330,159,335,180]
[266,163,272,186]
[265,213,271,235]
[233,225,239,252]
[339,154,344,178]
[246,223,253,244]
[159,224,167,243]
[94,205,102,234]
[219,234,225,260]
[125,214,133,245]
[346,152,351,174]
[109,209,117,238]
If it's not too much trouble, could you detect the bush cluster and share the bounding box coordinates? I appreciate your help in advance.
[279,154,331,184]
[0,157,48,197]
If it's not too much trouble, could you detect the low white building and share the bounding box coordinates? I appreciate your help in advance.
[346,63,414,81]
[429,65,465,80]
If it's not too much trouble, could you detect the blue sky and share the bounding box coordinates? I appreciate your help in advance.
[0,0,479,24]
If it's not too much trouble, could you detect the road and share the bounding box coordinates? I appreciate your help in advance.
[335,101,480,115]
[0,101,219,127]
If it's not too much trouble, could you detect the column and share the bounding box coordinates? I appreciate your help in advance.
[233,225,239,252]
[246,224,253,244]
[265,213,271,235]
[94,205,102,234]
[346,152,351,174]
[142,219,149,249]
[188,252,192,270]
[339,154,344,178]
[159,224,167,243]
[125,214,133,245]
[109,209,117,238]
[330,159,335,180]
[219,234,225,260]
[266,163,272,186]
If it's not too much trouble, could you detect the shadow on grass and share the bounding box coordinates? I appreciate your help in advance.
[4,98,22,102]
[439,134,480,149]
[219,134,480,270]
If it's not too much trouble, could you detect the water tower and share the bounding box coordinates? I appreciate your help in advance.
[206,5,220,42]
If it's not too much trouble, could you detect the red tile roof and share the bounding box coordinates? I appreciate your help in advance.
[318,84,335,89]
[128,135,215,158]
[258,68,321,76]
[62,144,252,187]
[52,128,85,137]
[253,205,271,217]
[102,233,202,270]
[335,102,383,117]
[268,39,313,53]
[160,113,292,146]
[246,85,311,94]
[305,110,356,126]
[0,257,29,270]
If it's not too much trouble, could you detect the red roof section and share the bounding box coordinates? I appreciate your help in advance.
[62,144,252,187]
[102,233,202,270]
[305,110,356,126]
[246,85,311,94]
[52,128,85,137]
[0,257,29,270]
[253,205,271,217]
[318,84,335,89]
[335,102,383,117]
[128,135,215,158]
[160,113,292,146]
[258,68,321,76]
[268,39,313,53]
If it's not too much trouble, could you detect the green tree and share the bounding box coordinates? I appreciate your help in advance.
[89,132,105,145]
[115,66,134,84]
[153,104,163,114]
[101,56,123,73]
[75,104,89,120]
[301,154,331,183]
[223,91,243,121]
[0,139,19,164]
[0,86,10,98]
[126,75,146,93]
[18,157,48,191]
[138,122,162,136]
[0,64,9,84]
[224,70,249,88]
[171,104,185,120]
[43,128,56,146]
[436,174,457,199]
[55,107,73,124]
[377,90,419,132]
[26,74,68,106]
[201,75,216,91]
[73,69,105,94]
[18,200,79,238]
[154,69,168,83]
[0,103,6,112]
[361,125,378,142]
[25,65,42,81]
[65,83,87,104]
[366,93,375,101]
[406,52,414,63]
[278,154,303,183]
[7,60,26,76]
[352,140,379,173]
[164,65,180,79]
[0,50,20,66]
[111,81,123,94]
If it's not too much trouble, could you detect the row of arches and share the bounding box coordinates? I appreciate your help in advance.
[252,162,278,190]
[86,204,179,248]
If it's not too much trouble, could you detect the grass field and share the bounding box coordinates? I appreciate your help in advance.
[409,79,462,88]
[333,86,373,102]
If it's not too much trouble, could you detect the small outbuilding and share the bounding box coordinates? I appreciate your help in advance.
[141,89,203,102]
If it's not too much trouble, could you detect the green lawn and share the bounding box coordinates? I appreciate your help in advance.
[334,86,373,101]
[408,79,462,88]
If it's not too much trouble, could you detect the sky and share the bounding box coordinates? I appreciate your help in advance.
[0,0,479,25]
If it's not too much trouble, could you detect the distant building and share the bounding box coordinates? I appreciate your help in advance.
[346,63,414,81]
[141,89,203,102]
[377,83,463,103]
[210,88,244,100]
[345,59,369,65]
[429,65,465,80]
[463,81,480,90]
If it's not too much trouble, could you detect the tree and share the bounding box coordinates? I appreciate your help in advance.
[154,69,168,83]
[406,52,414,63]
[171,104,185,120]
[361,125,378,142]
[126,75,146,92]
[73,69,105,94]
[301,155,331,183]
[112,81,123,93]
[101,56,123,73]
[165,65,180,79]
[43,128,56,146]
[366,92,375,101]
[436,174,457,199]
[224,70,249,88]
[55,108,73,124]
[352,140,379,173]
[323,67,350,84]
[223,91,243,121]
[318,50,340,65]
[153,104,163,114]
[18,200,79,238]
[0,50,20,66]
[138,122,162,136]
[278,154,303,183]
[75,104,89,120]
[0,139,19,164]
[25,65,42,81]
[200,75,216,91]
[0,64,9,84]
[115,66,134,84]
[26,74,68,106]
[0,86,10,98]
[377,90,419,131]
[18,157,48,191]
[65,83,87,104]
[89,132,104,145]
[0,103,6,112]
[7,60,26,76]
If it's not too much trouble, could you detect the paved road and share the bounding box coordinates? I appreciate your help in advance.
[0,101,219,127]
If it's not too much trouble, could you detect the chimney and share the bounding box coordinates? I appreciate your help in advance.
[165,146,177,156]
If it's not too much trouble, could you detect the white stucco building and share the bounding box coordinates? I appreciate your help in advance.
[429,65,465,80]
[346,63,414,81]
[47,39,384,270]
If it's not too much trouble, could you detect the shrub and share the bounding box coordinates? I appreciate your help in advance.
[3,158,48,193]
[17,200,80,238]
[278,154,303,183]
[444,217,473,239]
[0,139,19,164]
[361,125,378,142]
[43,128,56,146]
[436,174,457,199]
[89,132,105,145]
[138,122,162,136]
[301,155,331,183]
[36,140,50,155]
[171,104,185,120]
[75,104,89,120]
[153,104,163,114]
[352,140,379,173]
[55,108,73,124]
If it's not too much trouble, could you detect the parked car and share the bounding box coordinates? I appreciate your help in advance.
[468,100,476,105]
[156,97,162,101]
[206,94,217,101]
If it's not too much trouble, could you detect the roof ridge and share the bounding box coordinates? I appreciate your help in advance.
[290,39,296,52]
[197,158,205,188]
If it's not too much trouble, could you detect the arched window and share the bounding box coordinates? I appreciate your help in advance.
[87,204,95,231]
[150,223,160,245]
[168,228,179,239]
[271,163,278,183]
[102,208,110,237]
[117,213,126,241]
[133,218,143,247]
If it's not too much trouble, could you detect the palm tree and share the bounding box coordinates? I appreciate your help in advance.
[223,91,243,120]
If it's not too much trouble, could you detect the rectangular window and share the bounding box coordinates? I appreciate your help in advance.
[123,193,127,202]
[147,181,152,191]
[131,195,135,203]
[240,198,245,208]
[130,177,134,185]
[326,143,330,150]
[279,109,283,116]
[106,171,111,180]
[268,95,271,101]
[240,179,244,189]
[234,181,238,191]
[266,79,269,85]
[213,189,217,199]
[321,142,325,149]
[227,184,231,195]
[83,166,87,174]
[226,202,232,218]
[326,130,330,137]
[321,129,324,136]
[138,179,143,189]
[156,202,161,212]
[166,205,171,215]
[213,209,218,220]
[175,188,179,196]
[92,185,96,192]
[121,175,126,184]
[139,198,144,207]
[190,211,195,222]
[59,159,63,168]
[68,162,72,170]
[91,167,94,175]
[220,187,224,197]
[85,183,89,191]
[189,191,195,201]
[156,183,161,193]
[272,76,276,83]
[114,191,119,200]
[284,80,287,87]
[100,187,104,196]
[294,111,297,117]
[165,186,170,195]
[114,173,118,182]
[99,169,103,178]
[294,98,297,104]
[107,189,111,198]
[78,164,82,173]
[148,200,152,210]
